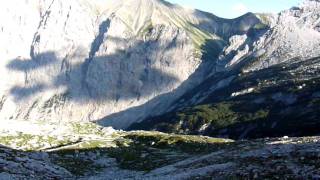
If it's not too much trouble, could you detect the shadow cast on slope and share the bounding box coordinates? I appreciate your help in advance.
[7,52,58,71]
[130,56,320,139]
[191,11,266,40]
[118,21,270,130]
[97,38,226,128]
[6,36,183,102]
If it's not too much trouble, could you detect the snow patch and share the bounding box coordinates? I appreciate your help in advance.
[231,87,255,97]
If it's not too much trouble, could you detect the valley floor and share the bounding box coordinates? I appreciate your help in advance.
[0,120,319,179]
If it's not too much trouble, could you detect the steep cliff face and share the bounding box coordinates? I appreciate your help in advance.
[0,0,261,127]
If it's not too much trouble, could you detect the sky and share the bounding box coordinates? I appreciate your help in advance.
[167,0,302,19]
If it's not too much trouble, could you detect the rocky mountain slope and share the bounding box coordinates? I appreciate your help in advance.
[2,0,319,134]
[0,0,263,128]
[130,0,320,139]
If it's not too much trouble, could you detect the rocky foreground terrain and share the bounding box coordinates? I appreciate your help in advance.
[0,121,319,179]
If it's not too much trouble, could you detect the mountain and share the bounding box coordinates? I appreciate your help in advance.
[1,0,320,179]
[0,0,262,128]
[129,0,320,139]
[0,0,319,135]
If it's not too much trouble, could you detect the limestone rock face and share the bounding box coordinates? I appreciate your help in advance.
[0,0,230,127]
[242,0,320,72]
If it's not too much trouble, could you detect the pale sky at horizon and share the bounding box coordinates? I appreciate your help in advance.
[167,0,302,19]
